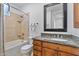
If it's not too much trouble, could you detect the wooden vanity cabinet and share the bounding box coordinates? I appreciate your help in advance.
[42,41,58,56]
[42,42,75,56]
[33,39,79,56]
[33,39,42,56]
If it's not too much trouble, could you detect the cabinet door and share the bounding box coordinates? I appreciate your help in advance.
[58,44,79,56]
[74,3,79,28]
[42,48,57,56]
[33,40,42,46]
[33,45,42,51]
[33,50,42,56]
[58,52,74,56]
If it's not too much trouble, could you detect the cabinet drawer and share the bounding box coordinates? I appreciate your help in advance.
[43,42,58,50]
[42,48,57,56]
[58,52,74,56]
[33,46,42,51]
[59,45,79,56]
[33,50,41,56]
[33,40,42,46]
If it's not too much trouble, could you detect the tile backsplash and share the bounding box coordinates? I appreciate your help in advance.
[41,33,73,39]
[41,32,79,40]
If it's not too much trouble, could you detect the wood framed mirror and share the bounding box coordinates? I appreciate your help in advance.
[44,3,67,32]
[74,3,79,28]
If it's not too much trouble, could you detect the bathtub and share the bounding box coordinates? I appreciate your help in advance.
[4,39,28,56]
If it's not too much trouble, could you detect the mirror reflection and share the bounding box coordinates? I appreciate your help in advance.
[46,4,64,29]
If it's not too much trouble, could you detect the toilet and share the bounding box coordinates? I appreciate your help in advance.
[21,44,33,56]
[21,37,33,56]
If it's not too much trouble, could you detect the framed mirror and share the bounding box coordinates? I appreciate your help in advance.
[44,3,67,32]
[74,3,79,28]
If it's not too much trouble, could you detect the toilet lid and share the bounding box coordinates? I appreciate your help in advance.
[21,45,33,50]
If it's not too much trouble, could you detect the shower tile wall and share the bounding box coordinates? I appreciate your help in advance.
[4,12,18,42]
[4,12,28,42]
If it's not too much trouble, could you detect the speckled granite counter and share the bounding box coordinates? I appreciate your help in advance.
[33,36,79,48]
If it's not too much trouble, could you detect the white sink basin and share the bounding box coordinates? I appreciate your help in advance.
[50,38,68,42]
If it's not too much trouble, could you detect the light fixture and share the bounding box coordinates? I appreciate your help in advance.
[4,3,10,16]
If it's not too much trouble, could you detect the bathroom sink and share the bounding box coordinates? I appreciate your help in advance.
[50,38,68,42]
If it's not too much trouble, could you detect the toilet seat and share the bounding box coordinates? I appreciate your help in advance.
[21,44,33,54]
[21,45,33,50]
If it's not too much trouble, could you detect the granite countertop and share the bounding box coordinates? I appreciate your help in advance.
[33,36,79,48]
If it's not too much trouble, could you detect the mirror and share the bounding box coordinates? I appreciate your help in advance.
[44,3,67,32]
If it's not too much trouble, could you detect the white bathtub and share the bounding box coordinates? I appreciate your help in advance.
[4,39,28,56]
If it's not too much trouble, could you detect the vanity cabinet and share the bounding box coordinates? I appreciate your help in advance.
[33,40,42,56]
[33,39,79,56]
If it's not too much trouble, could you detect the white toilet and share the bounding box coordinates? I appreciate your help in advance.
[21,44,33,56]
[21,37,33,56]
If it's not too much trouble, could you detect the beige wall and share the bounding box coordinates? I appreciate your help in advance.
[4,12,29,42]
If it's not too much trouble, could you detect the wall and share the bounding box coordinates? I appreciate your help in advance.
[21,3,79,37]
[10,4,24,16]
[22,3,46,37]
[68,3,79,37]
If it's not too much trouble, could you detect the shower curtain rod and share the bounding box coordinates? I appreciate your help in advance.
[10,5,27,15]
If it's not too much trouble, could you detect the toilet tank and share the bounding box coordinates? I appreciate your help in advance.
[28,37,33,44]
